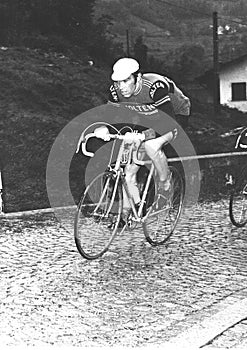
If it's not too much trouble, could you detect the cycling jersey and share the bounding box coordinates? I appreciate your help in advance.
[108,72,191,117]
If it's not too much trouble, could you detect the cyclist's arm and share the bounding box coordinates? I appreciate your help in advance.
[150,80,175,118]
[107,84,120,105]
[157,101,175,118]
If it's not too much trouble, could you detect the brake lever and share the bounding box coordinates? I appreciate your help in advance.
[76,132,95,156]
[81,141,94,157]
[76,133,85,153]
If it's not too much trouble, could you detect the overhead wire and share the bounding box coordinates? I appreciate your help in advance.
[140,0,247,63]
[217,16,247,27]
[152,0,212,18]
[151,0,247,27]
[147,0,247,56]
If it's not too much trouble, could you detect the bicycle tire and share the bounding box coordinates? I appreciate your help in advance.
[142,165,184,246]
[74,172,123,260]
[229,169,247,227]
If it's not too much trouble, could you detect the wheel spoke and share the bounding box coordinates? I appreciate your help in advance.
[142,166,184,245]
[74,173,122,259]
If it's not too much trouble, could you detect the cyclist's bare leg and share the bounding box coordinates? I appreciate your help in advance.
[122,145,147,212]
[123,142,147,207]
[123,163,142,210]
[122,130,175,213]
[144,131,174,187]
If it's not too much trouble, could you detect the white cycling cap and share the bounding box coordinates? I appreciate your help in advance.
[111,57,140,81]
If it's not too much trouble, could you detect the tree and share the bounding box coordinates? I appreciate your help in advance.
[28,0,96,45]
[0,0,96,45]
[162,44,207,83]
[133,36,148,69]
[88,14,124,64]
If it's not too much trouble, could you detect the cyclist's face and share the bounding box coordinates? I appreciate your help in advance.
[114,75,136,98]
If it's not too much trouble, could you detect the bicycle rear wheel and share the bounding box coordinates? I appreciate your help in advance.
[229,175,247,227]
[74,172,123,260]
[143,165,184,246]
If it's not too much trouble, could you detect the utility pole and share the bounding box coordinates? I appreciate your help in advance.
[0,170,3,214]
[213,11,220,117]
[126,29,130,56]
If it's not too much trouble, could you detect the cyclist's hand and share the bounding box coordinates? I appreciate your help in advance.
[142,128,156,140]
[124,132,145,144]
[94,126,111,141]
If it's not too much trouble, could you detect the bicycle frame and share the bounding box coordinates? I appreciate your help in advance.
[74,123,184,259]
[102,135,159,223]
[120,165,155,222]
[79,122,176,223]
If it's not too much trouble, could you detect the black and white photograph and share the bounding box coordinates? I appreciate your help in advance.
[0,1,247,349]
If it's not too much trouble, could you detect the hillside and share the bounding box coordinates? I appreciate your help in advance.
[95,0,247,63]
[0,46,109,212]
[0,46,247,213]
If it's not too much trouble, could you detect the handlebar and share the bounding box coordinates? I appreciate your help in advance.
[80,133,96,157]
[76,128,145,158]
[76,124,177,167]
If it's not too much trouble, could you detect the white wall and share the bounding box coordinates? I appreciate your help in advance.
[220,60,247,112]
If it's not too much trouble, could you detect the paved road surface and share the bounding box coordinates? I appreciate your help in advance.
[0,198,247,349]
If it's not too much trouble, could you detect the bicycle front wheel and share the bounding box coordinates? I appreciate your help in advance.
[143,165,184,246]
[229,177,247,227]
[74,172,123,260]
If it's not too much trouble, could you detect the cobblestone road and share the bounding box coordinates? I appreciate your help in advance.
[0,198,247,349]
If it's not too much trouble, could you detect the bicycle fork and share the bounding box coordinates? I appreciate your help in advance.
[93,171,121,218]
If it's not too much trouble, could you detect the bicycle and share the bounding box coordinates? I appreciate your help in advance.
[229,126,247,227]
[74,122,184,260]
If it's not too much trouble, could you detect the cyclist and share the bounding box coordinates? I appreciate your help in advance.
[235,127,247,149]
[108,57,191,128]
[100,57,190,219]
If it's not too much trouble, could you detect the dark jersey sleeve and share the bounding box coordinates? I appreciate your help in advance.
[108,84,120,104]
[149,80,175,117]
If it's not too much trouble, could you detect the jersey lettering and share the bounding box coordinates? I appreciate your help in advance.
[110,85,119,102]
[149,81,166,99]
[125,104,157,114]
[108,73,190,116]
